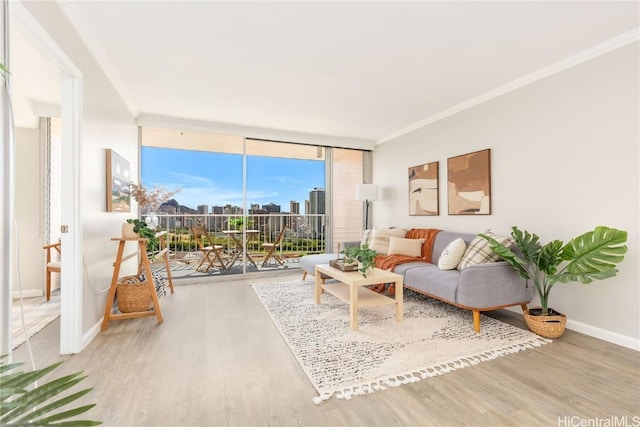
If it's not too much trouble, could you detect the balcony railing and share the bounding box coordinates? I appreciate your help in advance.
[148,213,327,275]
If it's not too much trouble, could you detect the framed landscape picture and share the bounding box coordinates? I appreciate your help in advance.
[408,161,439,216]
[447,149,491,215]
[106,149,131,212]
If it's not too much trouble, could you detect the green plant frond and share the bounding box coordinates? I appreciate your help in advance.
[41,418,102,427]
[6,374,88,418]
[18,403,98,426]
[0,362,24,374]
[478,233,531,280]
[1,387,27,403]
[12,388,94,423]
[510,227,542,261]
[0,361,64,391]
[558,227,627,280]
[537,240,563,275]
[555,269,618,284]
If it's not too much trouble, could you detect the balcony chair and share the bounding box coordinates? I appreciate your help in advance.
[261,225,288,267]
[43,242,61,301]
[190,226,229,272]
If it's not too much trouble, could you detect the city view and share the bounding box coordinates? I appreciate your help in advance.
[140,147,329,259]
[141,147,326,215]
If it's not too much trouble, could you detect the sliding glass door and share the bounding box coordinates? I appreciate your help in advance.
[140,127,366,275]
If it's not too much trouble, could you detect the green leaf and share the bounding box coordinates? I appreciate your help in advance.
[537,240,563,276]
[24,404,98,425]
[556,226,627,283]
[478,232,531,280]
[0,356,101,425]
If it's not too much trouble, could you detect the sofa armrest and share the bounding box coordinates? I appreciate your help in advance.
[456,261,533,308]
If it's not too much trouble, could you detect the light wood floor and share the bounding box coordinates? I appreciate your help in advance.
[11,271,640,426]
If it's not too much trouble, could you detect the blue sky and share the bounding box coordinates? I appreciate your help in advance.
[141,147,325,213]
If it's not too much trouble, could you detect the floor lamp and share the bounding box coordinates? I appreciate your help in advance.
[356,184,378,230]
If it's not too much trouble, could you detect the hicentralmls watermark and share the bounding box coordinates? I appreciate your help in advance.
[558,416,640,427]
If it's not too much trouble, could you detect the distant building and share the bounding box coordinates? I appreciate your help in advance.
[308,188,325,238]
[197,204,209,214]
[262,203,281,213]
[290,200,299,214]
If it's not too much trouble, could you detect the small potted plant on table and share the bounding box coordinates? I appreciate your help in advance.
[344,245,378,278]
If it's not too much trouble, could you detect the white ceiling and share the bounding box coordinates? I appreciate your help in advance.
[15,1,640,143]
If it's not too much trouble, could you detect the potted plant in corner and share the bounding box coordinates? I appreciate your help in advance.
[480,226,627,339]
[344,244,378,278]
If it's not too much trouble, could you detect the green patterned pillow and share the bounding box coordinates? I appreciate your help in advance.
[457,230,514,270]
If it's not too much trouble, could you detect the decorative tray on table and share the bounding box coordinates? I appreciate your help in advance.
[329,259,359,272]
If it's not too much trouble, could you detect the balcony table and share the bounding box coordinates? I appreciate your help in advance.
[222,230,260,268]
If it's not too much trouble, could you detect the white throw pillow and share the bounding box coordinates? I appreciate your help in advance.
[387,237,424,257]
[437,238,467,270]
[369,228,408,254]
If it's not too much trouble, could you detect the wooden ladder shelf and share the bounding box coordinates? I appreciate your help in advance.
[101,231,174,330]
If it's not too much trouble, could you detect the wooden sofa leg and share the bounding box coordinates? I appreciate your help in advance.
[520,303,528,313]
[473,310,480,333]
[302,271,307,280]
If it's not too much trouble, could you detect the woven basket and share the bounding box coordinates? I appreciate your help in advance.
[523,309,566,339]
[116,275,152,313]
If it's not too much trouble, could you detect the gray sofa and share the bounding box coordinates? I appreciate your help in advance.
[300,230,534,333]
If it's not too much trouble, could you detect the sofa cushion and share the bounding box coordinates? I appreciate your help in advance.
[387,237,424,257]
[403,265,460,302]
[369,228,408,254]
[457,230,514,270]
[438,237,467,270]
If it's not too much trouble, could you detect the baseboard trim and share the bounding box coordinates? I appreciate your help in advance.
[12,290,43,299]
[565,318,639,351]
[503,307,639,351]
[80,319,102,353]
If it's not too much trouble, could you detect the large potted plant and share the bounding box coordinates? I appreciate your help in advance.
[480,226,627,338]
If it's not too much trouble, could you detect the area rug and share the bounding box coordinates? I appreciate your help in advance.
[251,280,549,404]
[12,296,60,349]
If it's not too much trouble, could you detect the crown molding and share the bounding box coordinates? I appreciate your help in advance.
[136,114,376,150]
[377,28,640,145]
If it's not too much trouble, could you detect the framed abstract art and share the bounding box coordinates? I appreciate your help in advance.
[447,149,491,215]
[408,161,439,216]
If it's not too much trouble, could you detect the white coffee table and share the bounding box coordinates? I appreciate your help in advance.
[314,264,403,331]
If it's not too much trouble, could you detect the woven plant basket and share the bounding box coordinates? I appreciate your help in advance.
[116,275,152,313]
[523,309,566,339]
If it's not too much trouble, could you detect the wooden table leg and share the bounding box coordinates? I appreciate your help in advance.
[314,268,322,304]
[395,279,403,323]
[140,241,163,325]
[102,241,125,330]
[349,284,358,331]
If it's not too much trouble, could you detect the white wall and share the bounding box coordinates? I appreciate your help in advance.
[22,2,140,345]
[14,127,45,297]
[372,43,639,348]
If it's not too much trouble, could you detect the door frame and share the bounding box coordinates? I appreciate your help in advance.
[9,1,84,355]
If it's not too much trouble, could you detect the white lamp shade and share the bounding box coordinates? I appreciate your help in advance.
[356,184,378,202]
